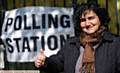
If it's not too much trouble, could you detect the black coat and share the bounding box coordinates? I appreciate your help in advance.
[42,31,120,73]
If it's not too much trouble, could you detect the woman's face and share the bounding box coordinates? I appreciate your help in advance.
[80,10,101,34]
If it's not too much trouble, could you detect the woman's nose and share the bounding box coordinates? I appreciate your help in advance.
[85,20,90,26]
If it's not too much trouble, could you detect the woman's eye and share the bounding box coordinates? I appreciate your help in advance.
[88,16,95,20]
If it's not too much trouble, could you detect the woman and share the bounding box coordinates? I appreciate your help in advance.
[34,2,120,73]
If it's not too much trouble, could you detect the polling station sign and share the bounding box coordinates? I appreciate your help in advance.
[1,7,75,62]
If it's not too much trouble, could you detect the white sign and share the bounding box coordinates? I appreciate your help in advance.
[1,7,75,62]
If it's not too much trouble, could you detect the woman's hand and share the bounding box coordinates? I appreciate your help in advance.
[34,49,46,68]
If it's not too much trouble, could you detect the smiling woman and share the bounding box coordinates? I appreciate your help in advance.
[80,10,101,34]
[34,2,120,73]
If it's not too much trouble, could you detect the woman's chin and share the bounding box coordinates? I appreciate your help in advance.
[84,31,95,35]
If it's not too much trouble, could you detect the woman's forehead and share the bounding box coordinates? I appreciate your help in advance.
[81,10,96,17]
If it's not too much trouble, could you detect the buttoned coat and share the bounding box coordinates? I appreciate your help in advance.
[41,31,120,73]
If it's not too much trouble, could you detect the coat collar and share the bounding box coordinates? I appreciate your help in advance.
[102,31,114,42]
[69,36,81,49]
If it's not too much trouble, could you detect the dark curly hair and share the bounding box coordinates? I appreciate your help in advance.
[73,2,110,36]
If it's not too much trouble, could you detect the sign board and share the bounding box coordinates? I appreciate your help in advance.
[1,7,75,62]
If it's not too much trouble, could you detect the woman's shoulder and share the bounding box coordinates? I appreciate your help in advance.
[103,31,120,40]
[66,36,80,43]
